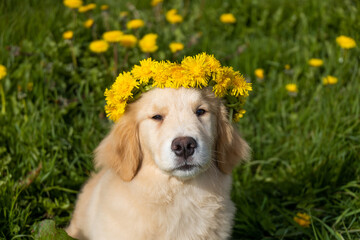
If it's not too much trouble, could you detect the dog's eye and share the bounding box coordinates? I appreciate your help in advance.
[195,109,206,117]
[152,114,163,121]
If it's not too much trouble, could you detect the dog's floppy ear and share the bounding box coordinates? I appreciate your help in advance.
[216,105,250,174]
[94,112,142,181]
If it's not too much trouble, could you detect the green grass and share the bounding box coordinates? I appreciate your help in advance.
[1,0,359,239]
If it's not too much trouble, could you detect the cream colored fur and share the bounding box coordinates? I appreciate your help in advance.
[66,87,250,240]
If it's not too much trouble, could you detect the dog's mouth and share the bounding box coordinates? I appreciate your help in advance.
[175,163,199,171]
[168,161,207,179]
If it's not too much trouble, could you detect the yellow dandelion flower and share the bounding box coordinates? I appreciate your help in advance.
[254,68,264,79]
[103,30,123,43]
[89,40,109,53]
[78,3,96,12]
[212,84,228,97]
[294,213,311,228]
[220,13,236,24]
[119,34,137,48]
[336,35,356,49]
[84,19,94,28]
[152,61,172,88]
[286,83,298,93]
[322,75,338,85]
[104,101,127,122]
[166,9,183,24]
[308,58,323,67]
[168,64,188,88]
[63,0,83,9]
[180,53,221,89]
[78,5,87,12]
[101,5,109,11]
[212,66,234,97]
[109,72,139,101]
[181,54,210,88]
[139,33,158,53]
[131,58,157,84]
[231,73,252,97]
[167,9,177,16]
[233,109,246,122]
[284,64,291,70]
[0,65,7,80]
[151,0,163,7]
[127,19,145,29]
[104,88,116,104]
[120,11,128,17]
[169,14,183,24]
[169,42,184,53]
[87,3,96,9]
[63,31,74,40]
[203,53,221,72]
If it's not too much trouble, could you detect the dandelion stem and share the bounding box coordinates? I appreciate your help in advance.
[184,0,190,17]
[113,43,118,76]
[339,48,344,63]
[226,102,241,108]
[153,4,161,23]
[91,24,97,40]
[72,10,77,27]
[199,0,206,18]
[343,49,348,65]
[69,41,77,69]
[102,11,110,31]
[0,84,5,114]
[22,98,28,122]
[121,49,129,70]
[139,85,146,93]
[100,53,108,70]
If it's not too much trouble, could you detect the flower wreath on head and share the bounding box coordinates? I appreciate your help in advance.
[104,53,252,122]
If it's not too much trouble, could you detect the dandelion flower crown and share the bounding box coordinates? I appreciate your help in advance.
[105,53,252,122]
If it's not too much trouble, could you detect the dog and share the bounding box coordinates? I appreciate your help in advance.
[66,87,250,240]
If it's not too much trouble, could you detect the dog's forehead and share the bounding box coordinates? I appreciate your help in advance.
[139,88,204,109]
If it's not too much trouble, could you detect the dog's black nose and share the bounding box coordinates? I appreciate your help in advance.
[171,137,197,159]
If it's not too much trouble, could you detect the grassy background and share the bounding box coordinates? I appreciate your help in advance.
[0,0,359,239]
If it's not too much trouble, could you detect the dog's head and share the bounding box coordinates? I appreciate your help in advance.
[95,87,250,181]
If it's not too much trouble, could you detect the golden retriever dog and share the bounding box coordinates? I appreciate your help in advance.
[66,87,250,240]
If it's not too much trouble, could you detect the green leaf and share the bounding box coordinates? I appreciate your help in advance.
[32,220,76,240]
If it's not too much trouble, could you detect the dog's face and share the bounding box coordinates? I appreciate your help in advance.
[137,88,217,179]
[95,87,249,181]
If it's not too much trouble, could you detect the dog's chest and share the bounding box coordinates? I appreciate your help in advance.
[145,186,234,240]
[89,170,234,240]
